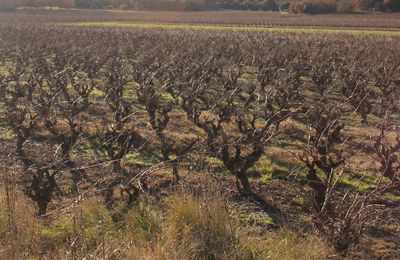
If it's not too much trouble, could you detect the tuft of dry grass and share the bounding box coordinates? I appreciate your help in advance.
[0,169,41,259]
[127,185,252,259]
[124,198,162,242]
[161,189,244,259]
[246,229,335,260]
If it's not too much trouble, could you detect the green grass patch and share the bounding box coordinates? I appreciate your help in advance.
[38,198,117,246]
[89,87,105,98]
[239,212,276,228]
[126,148,167,167]
[384,193,400,203]
[61,22,400,36]
[366,113,382,123]
[249,158,291,180]
[0,126,15,140]
[338,171,387,192]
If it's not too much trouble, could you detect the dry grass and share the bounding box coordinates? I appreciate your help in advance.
[161,189,246,259]
[245,229,335,260]
[126,185,251,259]
[0,169,333,259]
[124,185,334,260]
[0,170,40,259]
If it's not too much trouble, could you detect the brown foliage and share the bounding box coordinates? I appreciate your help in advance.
[289,0,338,13]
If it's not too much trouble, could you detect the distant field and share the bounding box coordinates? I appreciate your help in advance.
[2,9,400,30]
[64,21,400,35]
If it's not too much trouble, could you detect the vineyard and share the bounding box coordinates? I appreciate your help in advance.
[2,9,400,29]
[0,10,400,259]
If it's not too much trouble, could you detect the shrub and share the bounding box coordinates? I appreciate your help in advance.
[75,0,107,9]
[184,0,205,10]
[288,0,303,12]
[262,0,279,10]
[337,0,354,12]
[279,1,290,11]
[289,0,338,14]
[384,0,400,10]
[374,0,386,10]
[352,0,376,10]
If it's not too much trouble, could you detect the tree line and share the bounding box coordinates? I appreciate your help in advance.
[1,0,277,11]
[2,0,399,12]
